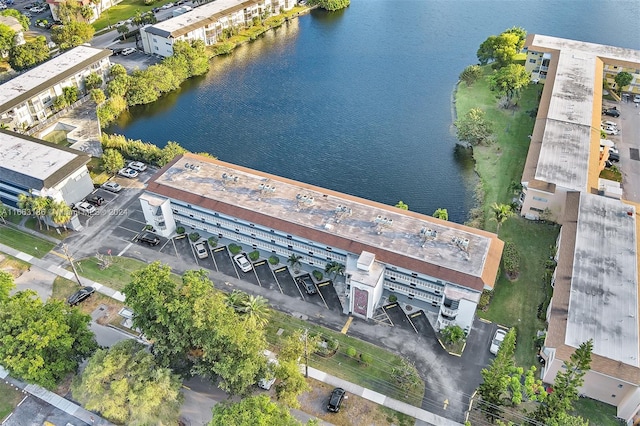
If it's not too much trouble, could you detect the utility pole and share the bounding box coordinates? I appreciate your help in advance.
[304,328,309,378]
[62,243,82,287]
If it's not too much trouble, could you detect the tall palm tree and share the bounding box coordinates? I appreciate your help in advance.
[31,196,51,230]
[287,254,302,274]
[241,295,270,327]
[324,261,345,280]
[49,201,72,230]
[491,202,514,233]
[433,208,449,221]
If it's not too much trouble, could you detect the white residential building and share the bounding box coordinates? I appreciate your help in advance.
[140,0,296,57]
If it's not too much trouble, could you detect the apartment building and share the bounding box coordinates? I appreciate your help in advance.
[140,154,503,333]
[0,45,111,131]
[139,0,296,57]
[0,129,93,208]
[520,35,640,222]
[46,0,119,24]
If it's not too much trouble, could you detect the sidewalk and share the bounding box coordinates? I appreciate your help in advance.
[0,366,112,426]
[0,241,463,426]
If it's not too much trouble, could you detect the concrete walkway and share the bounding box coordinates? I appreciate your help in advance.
[0,241,463,426]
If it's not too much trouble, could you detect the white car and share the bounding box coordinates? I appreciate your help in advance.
[194,242,208,259]
[128,161,147,172]
[101,181,122,193]
[118,167,139,178]
[161,2,174,9]
[74,201,97,215]
[602,127,619,136]
[634,94,640,103]
[490,329,507,355]
[121,47,136,56]
[233,253,253,273]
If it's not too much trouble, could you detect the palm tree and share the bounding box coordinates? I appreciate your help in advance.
[491,202,514,233]
[225,289,247,312]
[49,201,72,230]
[31,196,51,230]
[433,208,449,221]
[395,200,409,210]
[0,201,7,224]
[241,295,270,327]
[324,261,345,280]
[287,254,302,274]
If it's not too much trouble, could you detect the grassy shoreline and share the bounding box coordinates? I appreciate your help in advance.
[454,66,559,367]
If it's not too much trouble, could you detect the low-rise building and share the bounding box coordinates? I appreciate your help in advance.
[0,45,111,131]
[0,129,93,209]
[140,154,503,333]
[46,0,119,24]
[140,0,296,58]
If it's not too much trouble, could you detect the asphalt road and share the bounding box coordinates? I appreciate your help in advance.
[611,100,640,202]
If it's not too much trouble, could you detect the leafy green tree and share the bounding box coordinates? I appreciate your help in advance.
[489,63,530,104]
[72,340,183,425]
[0,270,14,301]
[0,9,30,30]
[433,208,448,221]
[110,63,127,78]
[159,141,187,164]
[459,64,482,86]
[90,88,106,105]
[209,395,301,426]
[324,261,344,279]
[30,195,51,230]
[441,325,465,344]
[477,28,525,68]
[240,294,270,327]
[51,21,95,50]
[395,200,409,210]
[275,360,309,408]
[0,291,97,389]
[534,340,593,424]
[101,149,125,174]
[123,264,268,395]
[107,74,130,97]
[63,86,79,105]
[502,26,527,51]
[491,202,514,232]
[116,24,129,41]
[478,328,517,421]
[172,40,209,77]
[0,23,15,56]
[9,36,50,71]
[455,107,493,146]
[84,72,103,91]
[546,412,589,426]
[614,71,633,93]
[287,254,303,274]
[79,5,93,21]
[307,0,350,11]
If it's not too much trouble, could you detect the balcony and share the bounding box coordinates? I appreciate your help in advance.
[440,306,458,317]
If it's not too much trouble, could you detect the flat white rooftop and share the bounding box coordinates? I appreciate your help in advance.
[150,155,501,285]
[148,0,253,37]
[0,46,110,112]
[568,193,639,366]
[527,35,640,192]
[0,131,78,181]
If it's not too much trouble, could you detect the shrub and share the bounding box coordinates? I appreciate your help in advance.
[479,290,492,311]
[208,236,218,248]
[228,243,242,255]
[502,241,521,276]
[388,294,398,303]
[144,224,153,231]
[327,338,338,351]
[441,325,465,345]
[268,255,279,265]
[359,353,372,366]
[346,346,357,358]
[188,232,200,242]
[312,270,323,281]
[176,226,185,235]
[248,250,260,262]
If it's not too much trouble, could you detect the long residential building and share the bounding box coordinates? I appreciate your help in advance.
[0,46,111,132]
[0,129,93,208]
[139,0,296,57]
[140,153,503,333]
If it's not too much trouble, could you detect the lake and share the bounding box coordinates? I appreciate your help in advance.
[108,0,640,223]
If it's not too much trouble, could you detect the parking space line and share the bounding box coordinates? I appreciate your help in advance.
[315,281,330,309]
[209,247,219,271]
[271,267,285,294]
[274,267,287,273]
[382,306,395,326]
[341,316,354,334]
[117,242,133,257]
[117,225,144,235]
[213,247,226,253]
[292,276,306,300]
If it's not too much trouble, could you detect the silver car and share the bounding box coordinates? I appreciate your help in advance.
[74,201,97,215]
[194,242,208,259]
[101,181,122,193]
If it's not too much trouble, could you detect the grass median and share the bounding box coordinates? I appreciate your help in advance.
[0,382,23,422]
[0,225,56,258]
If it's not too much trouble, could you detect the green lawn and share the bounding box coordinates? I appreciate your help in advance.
[0,225,56,257]
[92,0,175,32]
[572,397,623,426]
[23,217,71,240]
[266,311,424,406]
[0,253,30,275]
[0,382,23,422]
[72,256,182,290]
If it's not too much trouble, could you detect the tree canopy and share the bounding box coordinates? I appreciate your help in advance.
[489,63,530,103]
[123,263,268,395]
[72,340,183,425]
[101,148,125,174]
[0,9,30,31]
[308,0,350,11]
[51,21,95,50]
[9,36,50,71]
[0,290,97,388]
[455,107,493,146]
[477,27,526,68]
[0,270,14,302]
[209,395,302,426]
[614,71,633,93]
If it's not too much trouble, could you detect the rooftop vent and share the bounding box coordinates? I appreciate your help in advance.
[296,193,314,207]
[222,172,239,185]
[258,183,276,197]
[419,227,437,247]
[334,204,352,223]
[374,216,393,234]
[451,236,470,251]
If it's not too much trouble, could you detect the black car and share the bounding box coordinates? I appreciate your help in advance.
[137,232,160,246]
[608,151,620,162]
[603,108,620,117]
[67,286,95,306]
[297,276,317,295]
[86,194,105,206]
[327,387,345,412]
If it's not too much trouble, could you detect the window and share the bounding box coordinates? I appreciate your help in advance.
[529,58,536,63]
[531,207,545,213]
[532,196,548,203]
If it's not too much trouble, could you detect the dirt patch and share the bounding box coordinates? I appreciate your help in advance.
[298,379,413,426]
